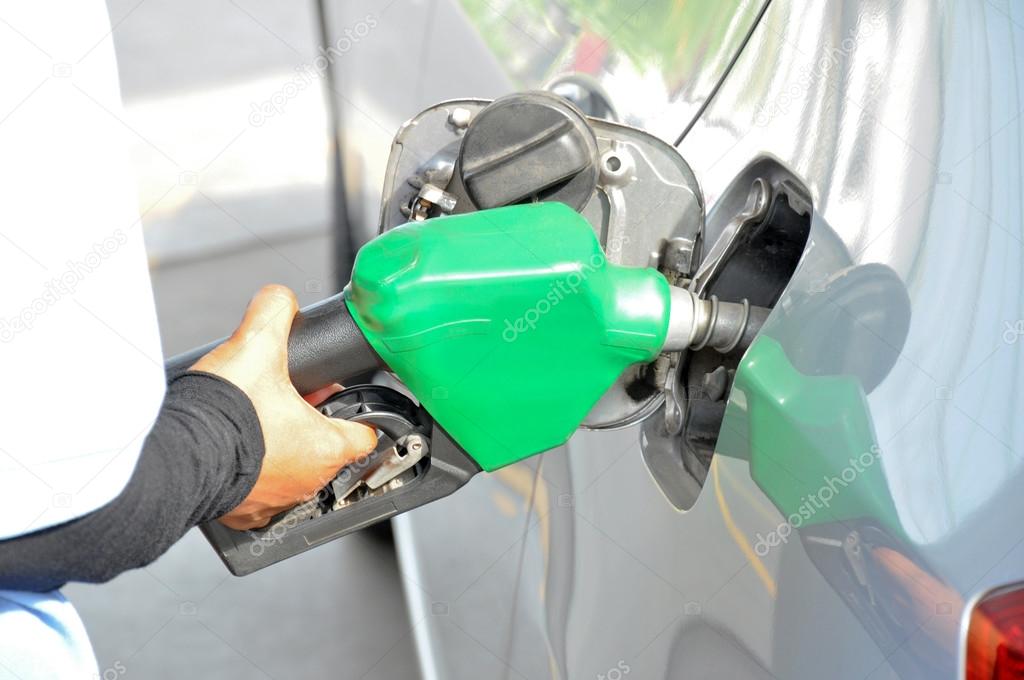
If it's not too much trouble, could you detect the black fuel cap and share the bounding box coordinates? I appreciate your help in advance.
[458,91,599,211]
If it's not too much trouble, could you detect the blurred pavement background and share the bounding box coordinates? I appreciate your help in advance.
[63,1,436,678]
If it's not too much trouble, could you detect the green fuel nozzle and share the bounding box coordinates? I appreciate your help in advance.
[173,201,764,575]
[347,202,666,471]
[346,202,758,470]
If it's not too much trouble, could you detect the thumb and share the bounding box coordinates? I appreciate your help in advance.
[233,285,298,368]
[326,417,378,457]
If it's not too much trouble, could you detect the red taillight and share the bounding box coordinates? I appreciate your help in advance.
[966,584,1024,679]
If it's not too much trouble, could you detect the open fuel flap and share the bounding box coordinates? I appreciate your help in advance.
[641,161,813,510]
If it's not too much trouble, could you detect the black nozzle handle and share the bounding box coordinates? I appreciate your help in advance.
[165,293,382,394]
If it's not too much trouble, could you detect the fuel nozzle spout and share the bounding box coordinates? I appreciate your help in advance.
[662,286,770,355]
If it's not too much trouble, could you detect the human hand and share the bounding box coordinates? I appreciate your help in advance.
[191,285,377,530]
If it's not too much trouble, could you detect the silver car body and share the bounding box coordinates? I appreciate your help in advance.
[336,0,1024,677]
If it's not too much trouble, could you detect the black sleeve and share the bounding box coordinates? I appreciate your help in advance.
[0,371,265,592]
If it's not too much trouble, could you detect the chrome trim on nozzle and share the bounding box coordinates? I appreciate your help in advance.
[662,287,770,354]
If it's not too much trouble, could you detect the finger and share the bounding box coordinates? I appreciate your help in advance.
[234,284,299,353]
[303,383,344,406]
[219,513,262,531]
[329,418,378,456]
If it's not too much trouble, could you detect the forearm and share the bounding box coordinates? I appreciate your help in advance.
[0,372,264,592]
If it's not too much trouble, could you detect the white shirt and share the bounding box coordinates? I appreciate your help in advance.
[0,3,165,678]
[0,2,165,540]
